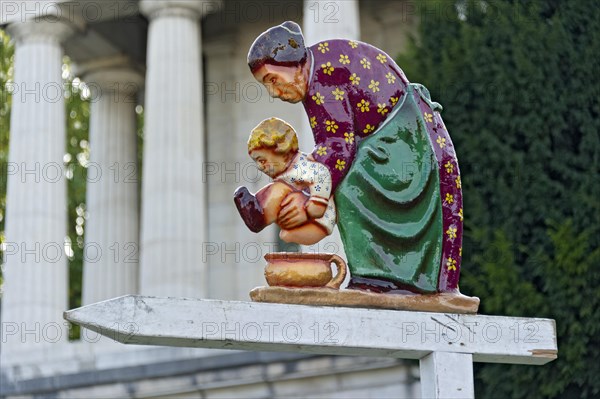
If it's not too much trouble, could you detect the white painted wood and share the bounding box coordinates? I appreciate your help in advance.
[1,18,74,363]
[81,66,143,305]
[138,0,208,297]
[420,352,474,399]
[64,295,557,366]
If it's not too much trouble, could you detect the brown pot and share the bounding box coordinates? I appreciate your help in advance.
[264,252,347,289]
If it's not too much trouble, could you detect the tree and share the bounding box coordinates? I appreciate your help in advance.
[63,71,91,339]
[398,0,599,396]
[0,29,14,288]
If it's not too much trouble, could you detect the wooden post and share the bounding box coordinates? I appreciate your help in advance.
[64,296,557,398]
[420,352,474,398]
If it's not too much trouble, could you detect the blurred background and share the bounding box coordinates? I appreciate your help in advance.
[0,0,598,398]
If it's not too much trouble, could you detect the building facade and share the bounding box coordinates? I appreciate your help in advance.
[0,1,422,397]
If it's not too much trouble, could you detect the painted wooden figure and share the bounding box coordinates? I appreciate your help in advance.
[235,21,479,313]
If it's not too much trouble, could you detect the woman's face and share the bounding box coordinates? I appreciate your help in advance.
[253,64,307,103]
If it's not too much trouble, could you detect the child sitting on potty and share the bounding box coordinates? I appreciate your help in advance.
[234,117,336,245]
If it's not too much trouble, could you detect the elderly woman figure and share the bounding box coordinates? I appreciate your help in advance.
[246,22,463,295]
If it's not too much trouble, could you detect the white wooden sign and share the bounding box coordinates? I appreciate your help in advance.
[64,295,557,398]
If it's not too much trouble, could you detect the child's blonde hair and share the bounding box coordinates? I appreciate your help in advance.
[248,117,299,154]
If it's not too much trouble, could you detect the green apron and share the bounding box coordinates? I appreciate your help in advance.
[335,85,443,293]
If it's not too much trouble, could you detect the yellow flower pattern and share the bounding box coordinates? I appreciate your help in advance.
[446,257,457,271]
[357,99,370,112]
[335,159,346,170]
[318,42,330,53]
[306,39,463,284]
[325,120,339,133]
[321,62,334,75]
[446,226,457,240]
[331,87,345,101]
[368,80,380,93]
[312,92,325,105]
[436,136,446,148]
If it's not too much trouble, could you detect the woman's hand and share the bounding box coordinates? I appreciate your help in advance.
[278,192,309,229]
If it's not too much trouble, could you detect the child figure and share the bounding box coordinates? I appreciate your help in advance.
[234,117,336,245]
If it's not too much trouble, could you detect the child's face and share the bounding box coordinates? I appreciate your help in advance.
[250,148,291,178]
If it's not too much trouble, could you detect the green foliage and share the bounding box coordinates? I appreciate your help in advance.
[63,71,90,340]
[399,0,599,397]
[0,30,14,287]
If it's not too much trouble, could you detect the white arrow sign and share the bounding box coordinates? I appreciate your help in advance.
[64,295,557,398]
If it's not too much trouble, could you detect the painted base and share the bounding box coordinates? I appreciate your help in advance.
[250,287,480,314]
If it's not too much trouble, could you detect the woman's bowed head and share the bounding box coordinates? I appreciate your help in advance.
[248,21,311,103]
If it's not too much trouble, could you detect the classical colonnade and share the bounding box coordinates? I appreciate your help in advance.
[1,0,359,361]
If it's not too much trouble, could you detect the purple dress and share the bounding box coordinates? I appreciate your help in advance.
[302,40,462,293]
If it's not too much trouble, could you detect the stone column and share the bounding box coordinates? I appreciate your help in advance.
[1,18,74,360]
[81,65,143,305]
[303,0,360,49]
[138,0,207,297]
[301,0,360,265]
